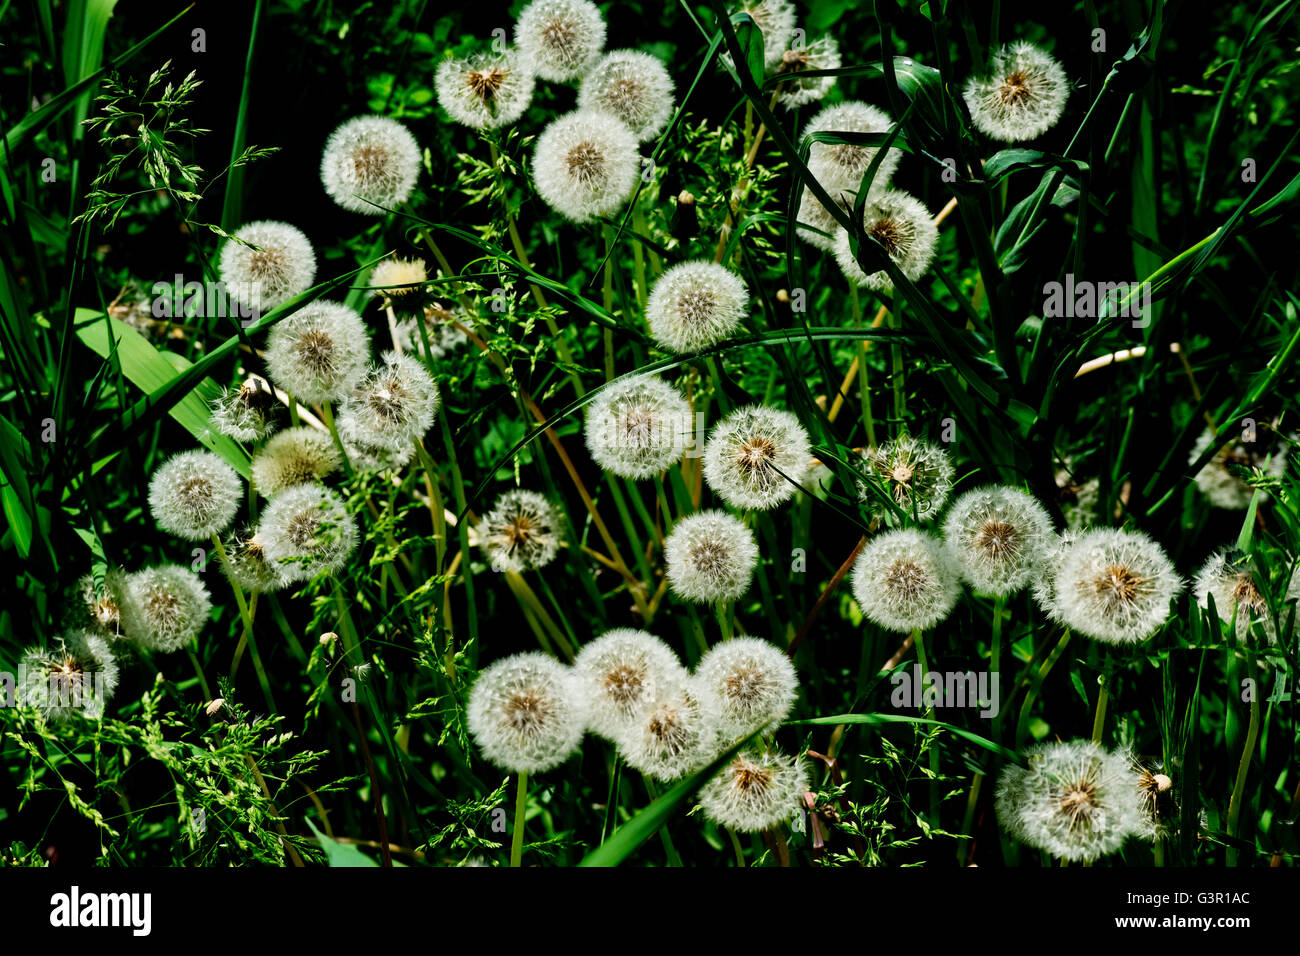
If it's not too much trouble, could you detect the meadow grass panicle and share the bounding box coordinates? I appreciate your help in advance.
[698,749,810,832]
[773,36,840,109]
[695,636,798,739]
[148,449,243,540]
[210,379,278,442]
[1193,548,1299,644]
[533,110,640,223]
[1052,527,1183,645]
[20,630,120,722]
[664,509,759,603]
[467,651,589,774]
[942,485,1055,596]
[729,0,797,70]
[804,101,902,191]
[219,220,316,315]
[851,528,962,633]
[515,0,606,82]
[321,115,421,214]
[250,426,342,496]
[120,565,214,653]
[646,259,749,353]
[480,489,562,573]
[584,374,691,479]
[833,189,938,291]
[337,351,441,454]
[574,629,689,740]
[703,404,811,511]
[858,434,954,522]
[258,483,358,584]
[963,41,1069,141]
[264,300,370,404]
[616,676,722,782]
[435,49,535,129]
[218,526,284,594]
[578,50,675,142]
[1189,427,1290,509]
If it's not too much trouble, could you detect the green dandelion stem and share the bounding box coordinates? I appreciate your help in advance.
[511,772,528,867]
[1016,629,1073,749]
[1226,649,1262,866]
[318,400,352,478]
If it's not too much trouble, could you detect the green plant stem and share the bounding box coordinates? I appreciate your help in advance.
[1091,663,1110,746]
[990,594,1005,738]
[1016,629,1073,748]
[1226,651,1262,866]
[913,628,939,824]
[211,534,274,713]
[511,772,528,867]
[318,401,352,477]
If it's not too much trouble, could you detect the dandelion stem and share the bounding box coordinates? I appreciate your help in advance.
[1016,629,1073,749]
[1226,648,1261,866]
[319,401,353,477]
[1091,663,1110,746]
[990,594,1005,738]
[211,533,274,713]
[511,772,528,867]
[913,627,940,824]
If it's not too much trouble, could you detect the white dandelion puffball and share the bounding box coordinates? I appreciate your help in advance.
[805,101,902,193]
[394,304,467,359]
[795,183,852,252]
[646,260,749,353]
[1052,527,1183,645]
[1189,427,1289,509]
[369,258,427,299]
[942,485,1055,596]
[515,0,606,82]
[574,629,689,740]
[696,637,798,739]
[20,630,120,722]
[729,0,796,71]
[584,374,692,479]
[321,115,421,214]
[337,351,441,454]
[834,189,939,292]
[218,526,284,594]
[250,426,341,496]
[774,36,841,110]
[80,568,129,636]
[703,404,811,511]
[434,49,535,130]
[1193,549,1299,644]
[120,565,213,653]
[1029,531,1076,624]
[264,300,370,404]
[532,110,640,223]
[468,652,588,774]
[851,528,962,633]
[616,677,722,782]
[210,380,277,442]
[258,483,358,584]
[995,739,1145,862]
[578,50,674,142]
[699,749,809,833]
[858,434,955,523]
[220,220,316,315]
[346,437,416,474]
[480,489,562,573]
[663,510,759,604]
[963,41,1069,142]
[148,449,243,540]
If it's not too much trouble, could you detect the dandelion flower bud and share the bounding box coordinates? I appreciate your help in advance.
[1052,527,1183,645]
[321,115,421,214]
[646,260,749,353]
[963,41,1069,142]
[696,637,798,739]
[250,426,341,496]
[617,678,721,782]
[1189,427,1289,509]
[1193,548,1298,644]
[120,565,213,653]
[805,101,902,192]
[337,352,441,454]
[728,0,796,70]
[79,568,129,636]
[218,526,283,594]
[480,490,561,573]
[664,510,759,604]
[578,50,674,142]
[833,189,939,292]
[858,434,954,522]
[258,483,358,584]
[773,36,840,109]
[148,449,243,540]
[20,631,120,722]
[699,749,809,832]
[995,739,1145,862]
[467,651,588,774]
[703,404,811,511]
[219,220,316,315]
[851,528,961,633]
[584,374,691,479]
[435,49,535,130]
[369,258,427,300]
[942,485,1055,596]
[574,628,688,740]
[515,0,606,82]
[264,300,370,404]
[532,110,640,223]
[210,379,277,442]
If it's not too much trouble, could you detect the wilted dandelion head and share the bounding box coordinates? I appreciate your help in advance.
[584,374,691,479]
[219,220,316,315]
[578,50,674,142]
[369,258,427,300]
[394,303,467,359]
[264,301,370,404]
[148,449,243,540]
[942,485,1055,595]
[467,651,588,774]
[646,260,749,353]
[1193,548,1298,645]
[616,678,721,782]
[250,426,341,496]
[699,749,809,833]
[258,483,358,584]
[995,739,1145,862]
[79,568,129,636]
[703,405,811,511]
[773,36,840,109]
[321,115,421,214]
[729,0,796,70]
[851,528,962,633]
[532,110,640,223]
[20,631,120,722]
[217,526,284,594]
[210,379,277,442]
[435,49,535,129]
[833,189,938,291]
[480,490,561,573]
[858,434,954,522]
[805,101,902,189]
[119,565,213,653]
[1052,527,1183,645]
[1189,427,1289,509]
[515,0,606,82]
[337,351,440,454]
[574,628,688,740]
[664,510,759,604]
[963,41,1069,141]
[696,637,798,739]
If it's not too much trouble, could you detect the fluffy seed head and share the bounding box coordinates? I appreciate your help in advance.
[369,258,427,299]
[858,434,954,523]
[574,629,688,740]
[1193,549,1299,645]
[1029,531,1076,624]
[963,41,1069,141]
[664,510,759,604]
[834,189,939,291]
[321,115,421,214]
[805,101,902,192]
[1052,527,1183,645]
[210,379,278,442]
[615,677,721,782]
[532,110,640,223]
[795,183,853,251]
[250,426,341,496]
[695,637,798,739]
[942,485,1055,595]
[264,300,370,404]
[337,351,440,454]
[120,565,213,653]
[394,303,467,359]
[851,528,962,633]
[79,568,129,637]
[1189,427,1289,509]
[646,260,749,353]
[148,449,243,540]
[435,49,535,129]
[774,36,840,109]
[699,749,809,832]
[515,0,606,82]
[220,221,316,315]
[480,490,561,573]
[467,652,588,774]
[703,405,811,511]
[584,374,692,479]
[258,483,358,584]
[578,50,674,142]
[728,0,796,70]
[20,631,120,722]
[218,526,284,594]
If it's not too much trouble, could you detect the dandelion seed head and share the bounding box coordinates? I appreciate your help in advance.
[805,101,902,190]
[795,184,852,251]
[646,260,749,353]
[210,379,278,442]
[616,677,721,782]
[20,630,120,722]
[532,110,640,223]
[774,36,840,109]
[1189,427,1289,509]
[851,528,961,633]
[250,426,341,496]
[728,0,796,70]
[1193,548,1299,645]
[515,0,606,82]
[584,374,691,479]
[963,41,1069,141]
[468,652,588,774]
[698,749,809,832]
[321,115,421,214]
[258,483,358,584]
[942,485,1055,595]
[393,303,467,359]
[218,526,283,594]
[858,434,954,523]
[833,189,938,291]
[696,637,798,739]
[119,565,213,653]
[337,351,440,454]
[481,490,561,573]
[435,49,535,129]
[219,220,316,315]
[578,50,674,141]
[664,510,759,604]
[574,629,688,740]
[148,449,243,540]
[369,258,427,299]
[703,405,811,511]
[1053,527,1183,645]
[264,301,370,404]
